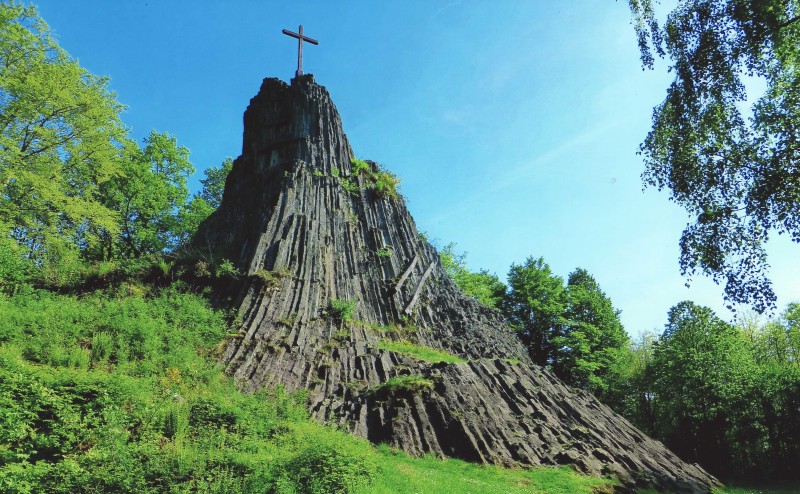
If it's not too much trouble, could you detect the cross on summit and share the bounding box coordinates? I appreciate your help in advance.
[282,25,318,77]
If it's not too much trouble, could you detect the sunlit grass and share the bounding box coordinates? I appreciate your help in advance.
[378,340,467,364]
[363,445,614,494]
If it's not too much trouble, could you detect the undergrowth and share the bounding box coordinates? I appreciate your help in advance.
[349,158,401,200]
[0,284,616,493]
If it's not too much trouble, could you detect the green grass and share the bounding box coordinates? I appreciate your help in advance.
[714,487,800,494]
[362,445,613,494]
[0,284,619,493]
[378,340,467,364]
[371,375,435,396]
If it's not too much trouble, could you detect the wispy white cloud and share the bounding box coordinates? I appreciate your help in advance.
[427,119,618,224]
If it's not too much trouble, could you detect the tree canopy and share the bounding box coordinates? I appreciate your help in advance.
[556,269,630,395]
[439,243,507,309]
[503,257,566,367]
[0,2,127,267]
[629,0,800,312]
[0,2,234,278]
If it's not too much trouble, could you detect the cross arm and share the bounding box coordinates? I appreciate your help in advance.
[282,29,319,45]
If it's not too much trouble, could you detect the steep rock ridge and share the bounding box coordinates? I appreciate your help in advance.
[193,75,719,493]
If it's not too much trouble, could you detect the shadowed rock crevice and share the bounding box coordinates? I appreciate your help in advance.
[193,75,720,493]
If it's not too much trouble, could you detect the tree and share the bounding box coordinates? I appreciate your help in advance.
[502,257,566,367]
[199,157,233,210]
[629,0,800,312]
[608,331,659,435]
[649,301,757,476]
[97,131,194,258]
[0,2,126,266]
[555,269,630,395]
[439,243,507,309]
[177,157,234,249]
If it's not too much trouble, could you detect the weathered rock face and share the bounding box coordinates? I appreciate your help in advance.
[194,75,719,493]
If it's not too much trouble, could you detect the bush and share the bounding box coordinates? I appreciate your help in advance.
[329,299,356,326]
[371,375,434,398]
[189,397,239,430]
[350,158,371,175]
[277,424,379,494]
[0,236,31,295]
[347,158,401,200]
[372,169,400,199]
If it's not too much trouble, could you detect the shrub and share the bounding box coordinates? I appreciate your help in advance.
[215,259,240,278]
[329,299,356,326]
[347,158,401,200]
[189,397,239,430]
[276,424,379,494]
[372,169,400,199]
[375,247,392,258]
[253,268,291,287]
[350,158,371,175]
[371,375,434,398]
[340,178,361,196]
[0,236,31,295]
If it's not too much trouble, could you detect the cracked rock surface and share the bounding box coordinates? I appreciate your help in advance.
[193,75,719,493]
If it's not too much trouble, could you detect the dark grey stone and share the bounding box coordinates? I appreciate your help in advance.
[192,75,720,493]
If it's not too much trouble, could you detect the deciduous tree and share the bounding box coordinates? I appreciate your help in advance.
[502,257,566,367]
[0,2,126,266]
[649,301,756,476]
[629,0,800,311]
[556,269,630,395]
[440,243,506,309]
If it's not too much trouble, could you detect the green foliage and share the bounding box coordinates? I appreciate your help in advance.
[647,302,757,476]
[0,286,614,492]
[440,243,506,309]
[0,287,383,493]
[0,4,226,276]
[372,168,401,200]
[252,267,291,287]
[377,341,467,364]
[0,232,31,294]
[501,260,630,405]
[348,158,401,200]
[340,177,361,196]
[0,3,126,267]
[214,259,239,278]
[199,157,233,210]
[375,246,392,258]
[99,130,195,258]
[629,0,800,311]
[555,269,630,396]
[613,300,800,481]
[372,375,435,396]
[329,298,357,326]
[350,158,371,175]
[502,256,566,367]
[276,423,380,494]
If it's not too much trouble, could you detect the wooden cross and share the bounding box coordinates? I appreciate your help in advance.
[282,25,319,77]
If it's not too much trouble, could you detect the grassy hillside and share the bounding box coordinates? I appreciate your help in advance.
[0,283,614,493]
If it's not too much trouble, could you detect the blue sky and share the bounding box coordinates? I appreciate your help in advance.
[34,1,800,336]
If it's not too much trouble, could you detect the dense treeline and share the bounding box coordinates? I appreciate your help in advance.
[442,248,629,399]
[628,303,800,481]
[444,246,800,482]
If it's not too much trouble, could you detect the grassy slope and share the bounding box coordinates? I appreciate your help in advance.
[0,285,612,493]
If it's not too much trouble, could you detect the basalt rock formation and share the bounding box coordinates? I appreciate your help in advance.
[193,75,719,493]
